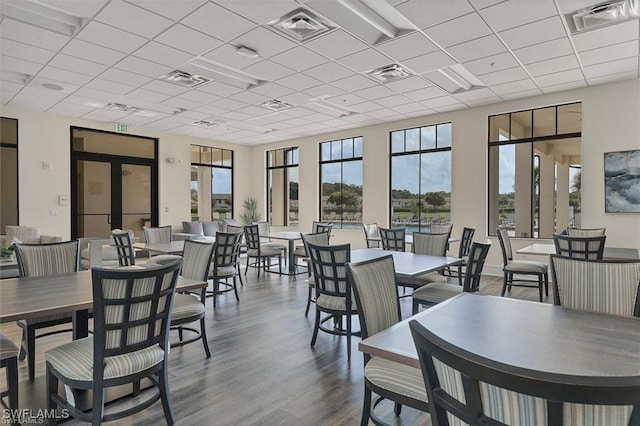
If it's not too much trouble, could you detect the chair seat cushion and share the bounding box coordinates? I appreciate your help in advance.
[145,254,183,265]
[505,260,548,273]
[247,248,281,257]
[0,333,19,360]
[401,272,449,288]
[412,282,462,305]
[365,357,427,402]
[18,312,72,326]
[293,246,306,257]
[316,294,356,311]
[171,293,204,322]
[45,337,165,382]
[211,265,237,278]
[261,242,287,252]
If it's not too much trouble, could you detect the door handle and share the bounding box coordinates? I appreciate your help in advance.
[107,214,111,224]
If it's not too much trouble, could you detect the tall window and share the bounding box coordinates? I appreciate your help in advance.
[390,123,452,231]
[1,117,18,232]
[191,145,233,221]
[267,147,298,226]
[320,137,363,229]
[488,102,582,238]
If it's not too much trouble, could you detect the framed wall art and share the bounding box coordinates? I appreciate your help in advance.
[604,149,640,213]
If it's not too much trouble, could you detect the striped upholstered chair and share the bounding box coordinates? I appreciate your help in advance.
[412,241,491,314]
[0,332,19,413]
[379,227,406,252]
[396,232,450,293]
[567,227,606,237]
[45,260,182,425]
[550,255,640,317]
[209,231,243,308]
[411,318,638,425]
[553,234,606,259]
[300,231,331,316]
[111,230,136,266]
[346,255,429,425]
[144,225,182,265]
[13,240,79,381]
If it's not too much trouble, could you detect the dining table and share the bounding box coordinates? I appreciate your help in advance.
[350,248,461,279]
[265,231,306,275]
[133,240,188,255]
[517,243,639,259]
[368,234,460,247]
[359,293,640,406]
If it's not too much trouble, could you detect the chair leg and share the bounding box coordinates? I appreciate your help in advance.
[500,272,509,297]
[232,277,239,301]
[244,257,249,275]
[544,272,549,297]
[538,274,543,302]
[310,309,321,347]
[457,264,463,286]
[132,380,141,397]
[91,379,105,426]
[237,266,244,286]
[46,366,58,426]
[278,254,282,274]
[347,314,351,360]
[6,356,18,411]
[394,402,402,416]
[360,384,372,426]
[213,280,219,309]
[305,286,312,317]
[27,327,36,381]
[200,317,211,358]
[178,327,184,342]
[158,364,176,425]
[18,328,26,361]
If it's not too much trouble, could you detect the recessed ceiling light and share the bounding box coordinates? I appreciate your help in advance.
[309,98,355,117]
[423,64,486,94]
[261,99,294,111]
[158,70,211,88]
[1,0,86,36]
[183,57,265,90]
[270,8,336,42]
[43,83,64,91]
[236,46,259,59]
[367,64,414,82]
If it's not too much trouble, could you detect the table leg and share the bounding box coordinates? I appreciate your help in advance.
[288,240,296,274]
[72,309,89,340]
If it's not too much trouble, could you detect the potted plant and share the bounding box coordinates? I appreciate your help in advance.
[239,197,262,225]
[0,245,14,259]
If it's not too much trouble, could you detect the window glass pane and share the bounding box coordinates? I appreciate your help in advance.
[391,155,419,227]
[354,137,363,158]
[489,114,509,142]
[288,167,298,225]
[291,148,299,165]
[190,166,198,220]
[342,138,353,159]
[533,106,556,137]
[267,151,275,167]
[1,145,18,229]
[421,151,451,225]
[405,128,420,151]
[437,123,452,148]
[72,129,155,158]
[222,149,232,167]
[201,147,212,164]
[213,168,232,220]
[211,148,223,166]
[0,118,18,145]
[421,126,435,150]
[190,145,200,163]
[557,103,581,134]
[342,160,363,225]
[391,130,404,153]
[321,142,331,161]
[510,111,532,140]
[331,140,342,160]
[321,163,341,223]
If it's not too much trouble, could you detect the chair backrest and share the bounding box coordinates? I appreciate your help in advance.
[5,225,41,244]
[213,231,243,269]
[301,231,330,249]
[14,240,79,277]
[410,319,638,426]
[254,221,270,236]
[430,223,453,238]
[362,223,380,248]
[458,227,476,258]
[112,230,136,266]
[143,225,172,244]
[496,227,513,263]
[412,232,449,256]
[346,255,400,343]
[306,242,351,300]
[379,227,406,252]
[313,222,333,235]
[181,239,215,281]
[550,255,640,317]
[243,224,261,251]
[91,260,182,372]
[567,227,605,237]
[462,241,491,293]
[553,234,606,259]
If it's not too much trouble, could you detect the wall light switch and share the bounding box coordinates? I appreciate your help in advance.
[42,160,53,170]
[58,194,69,206]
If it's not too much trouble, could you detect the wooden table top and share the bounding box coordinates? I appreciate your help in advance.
[517,243,639,259]
[359,293,640,383]
[350,249,461,278]
[0,269,206,323]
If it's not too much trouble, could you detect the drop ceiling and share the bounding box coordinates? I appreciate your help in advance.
[0,0,638,146]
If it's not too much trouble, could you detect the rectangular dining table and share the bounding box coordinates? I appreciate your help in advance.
[265,231,305,275]
[133,240,188,255]
[517,243,639,259]
[350,248,461,279]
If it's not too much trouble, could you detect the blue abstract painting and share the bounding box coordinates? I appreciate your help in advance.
[604,149,640,213]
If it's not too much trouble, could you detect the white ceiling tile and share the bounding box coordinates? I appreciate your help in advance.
[215,0,299,25]
[276,91,312,105]
[395,0,474,29]
[242,59,296,81]
[227,90,270,105]
[337,48,393,72]
[133,42,193,68]
[74,86,121,102]
[85,78,135,95]
[464,95,501,107]
[10,93,60,110]
[220,110,253,121]
[572,19,640,52]
[499,16,568,50]
[586,70,639,86]
[490,78,537,96]
[161,98,203,111]
[250,82,296,98]
[303,62,355,83]
[304,30,369,60]
[202,44,262,70]
[579,40,639,67]
[453,87,496,102]
[271,47,328,72]
[77,21,147,54]
[230,27,298,59]
[23,81,76,100]
[193,104,231,116]
[94,1,173,39]
[123,87,171,103]
[526,55,580,77]
[38,66,94,86]
[463,52,520,75]
[405,85,448,101]
[115,56,173,78]
[325,93,367,106]
[274,73,324,91]
[44,0,109,17]
[404,50,458,74]
[331,75,377,92]
[535,68,585,87]
[447,35,507,63]
[392,102,430,114]
[181,2,255,42]
[350,101,384,113]
[154,24,223,57]
[99,68,151,87]
[500,88,543,100]
[352,84,397,100]
[141,80,190,96]
[47,99,96,115]
[425,12,492,48]
[126,0,206,21]
[176,89,220,104]
[0,55,43,75]
[540,79,587,94]
[197,81,243,97]
[0,18,70,51]
[468,0,505,10]
[61,39,126,66]
[0,38,56,64]
[375,32,439,61]
[236,104,273,116]
[384,75,431,93]
[479,66,529,85]
[48,54,108,77]
[479,0,558,32]
[82,108,130,121]
[209,97,248,111]
[583,57,638,79]
[375,94,414,107]
[367,108,404,119]
[513,37,574,65]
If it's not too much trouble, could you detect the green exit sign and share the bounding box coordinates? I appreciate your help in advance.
[115,123,128,133]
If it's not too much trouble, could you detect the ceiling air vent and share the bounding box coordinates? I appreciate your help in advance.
[191,120,224,128]
[261,99,294,111]
[105,102,140,113]
[367,64,413,83]
[270,8,336,42]
[158,70,211,88]
[567,0,639,33]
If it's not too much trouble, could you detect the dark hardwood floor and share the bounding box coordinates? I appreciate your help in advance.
[0,267,547,425]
